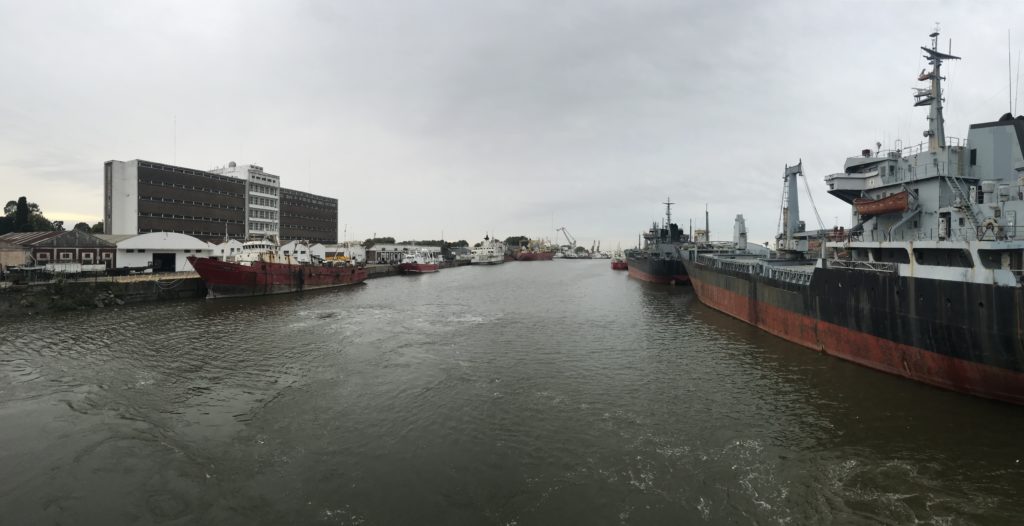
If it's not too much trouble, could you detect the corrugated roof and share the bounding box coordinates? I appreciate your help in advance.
[0,239,27,250]
[0,231,62,246]
[31,229,115,248]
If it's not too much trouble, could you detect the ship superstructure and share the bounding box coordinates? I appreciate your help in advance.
[685,31,1024,404]
[626,198,690,284]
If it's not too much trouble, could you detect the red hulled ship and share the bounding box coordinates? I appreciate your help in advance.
[398,249,440,274]
[188,240,367,298]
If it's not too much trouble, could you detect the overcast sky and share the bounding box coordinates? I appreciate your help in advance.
[2,1,1023,247]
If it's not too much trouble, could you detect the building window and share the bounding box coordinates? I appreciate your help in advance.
[82,253,93,260]
[126,249,135,253]
[138,249,146,253]
[970,148,977,166]
[37,252,49,260]
[60,252,72,261]
[102,253,112,260]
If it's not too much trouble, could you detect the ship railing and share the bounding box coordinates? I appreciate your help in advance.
[827,259,897,273]
[869,137,966,159]
[759,265,813,285]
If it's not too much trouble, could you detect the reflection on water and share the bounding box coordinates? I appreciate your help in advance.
[1,261,1022,524]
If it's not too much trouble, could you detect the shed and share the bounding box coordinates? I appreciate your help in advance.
[0,230,116,268]
[115,232,212,272]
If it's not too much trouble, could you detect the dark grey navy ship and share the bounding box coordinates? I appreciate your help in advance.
[685,31,1024,404]
[626,198,689,284]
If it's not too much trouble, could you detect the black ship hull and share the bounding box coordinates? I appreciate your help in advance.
[626,255,688,285]
[684,256,1024,404]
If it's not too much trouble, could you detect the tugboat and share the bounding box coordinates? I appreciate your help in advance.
[188,239,367,298]
[398,249,440,273]
[626,198,689,284]
[684,31,1024,404]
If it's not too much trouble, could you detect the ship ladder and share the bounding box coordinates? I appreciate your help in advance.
[943,176,982,239]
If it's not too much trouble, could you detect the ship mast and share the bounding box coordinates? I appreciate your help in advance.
[663,197,674,227]
[916,29,960,151]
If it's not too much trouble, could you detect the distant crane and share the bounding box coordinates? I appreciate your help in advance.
[557,227,577,250]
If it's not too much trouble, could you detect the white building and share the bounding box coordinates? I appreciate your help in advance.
[208,239,244,261]
[209,162,281,240]
[279,240,326,263]
[324,243,366,263]
[366,243,441,264]
[110,232,212,272]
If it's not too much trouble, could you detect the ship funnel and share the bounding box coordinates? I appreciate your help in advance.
[733,214,747,251]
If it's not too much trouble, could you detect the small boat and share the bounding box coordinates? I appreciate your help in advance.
[398,249,440,273]
[610,247,627,270]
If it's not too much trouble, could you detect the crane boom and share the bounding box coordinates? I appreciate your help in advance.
[556,227,576,247]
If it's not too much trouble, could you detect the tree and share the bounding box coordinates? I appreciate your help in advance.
[363,236,395,248]
[52,221,65,232]
[14,197,30,232]
[504,235,529,247]
[90,221,104,233]
[3,200,15,216]
[74,222,91,232]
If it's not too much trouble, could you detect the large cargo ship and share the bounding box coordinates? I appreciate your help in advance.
[626,199,689,284]
[685,32,1024,404]
[188,240,367,298]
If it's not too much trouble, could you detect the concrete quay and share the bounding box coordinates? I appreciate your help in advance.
[0,262,467,316]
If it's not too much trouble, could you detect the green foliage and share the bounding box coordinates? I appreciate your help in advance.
[0,196,57,235]
[362,236,395,249]
[504,235,530,247]
[14,197,30,232]
[574,246,588,254]
[73,222,91,232]
[90,221,104,233]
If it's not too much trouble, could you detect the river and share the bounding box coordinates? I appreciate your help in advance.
[1,260,1022,524]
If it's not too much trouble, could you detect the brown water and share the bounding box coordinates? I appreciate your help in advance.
[1,260,1022,525]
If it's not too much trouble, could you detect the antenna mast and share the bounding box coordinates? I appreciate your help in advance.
[916,27,960,151]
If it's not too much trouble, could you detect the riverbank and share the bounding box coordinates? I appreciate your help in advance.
[0,262,473,317]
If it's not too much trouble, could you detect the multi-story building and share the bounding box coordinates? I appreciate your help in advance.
[209,162,281,240]
[104,159,338,243]
[279,188,338,245]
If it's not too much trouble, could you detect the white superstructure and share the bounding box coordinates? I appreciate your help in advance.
[471,236,506,265]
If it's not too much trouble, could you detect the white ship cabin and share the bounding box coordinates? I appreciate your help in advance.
[820,32,1024,282]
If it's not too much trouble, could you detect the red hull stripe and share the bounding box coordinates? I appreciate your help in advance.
[189,257,368,298]
[399,263,439,273]
[628,266,689,284]
[690,275,1024,405]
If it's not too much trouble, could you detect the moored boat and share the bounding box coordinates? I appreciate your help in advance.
[188,239,367,298]
[470,235,507,265]
[626,198,689,284]
[398,249,440,273]
[685,32,1024,404]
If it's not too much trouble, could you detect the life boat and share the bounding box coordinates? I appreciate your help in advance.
[853,190,910,217]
